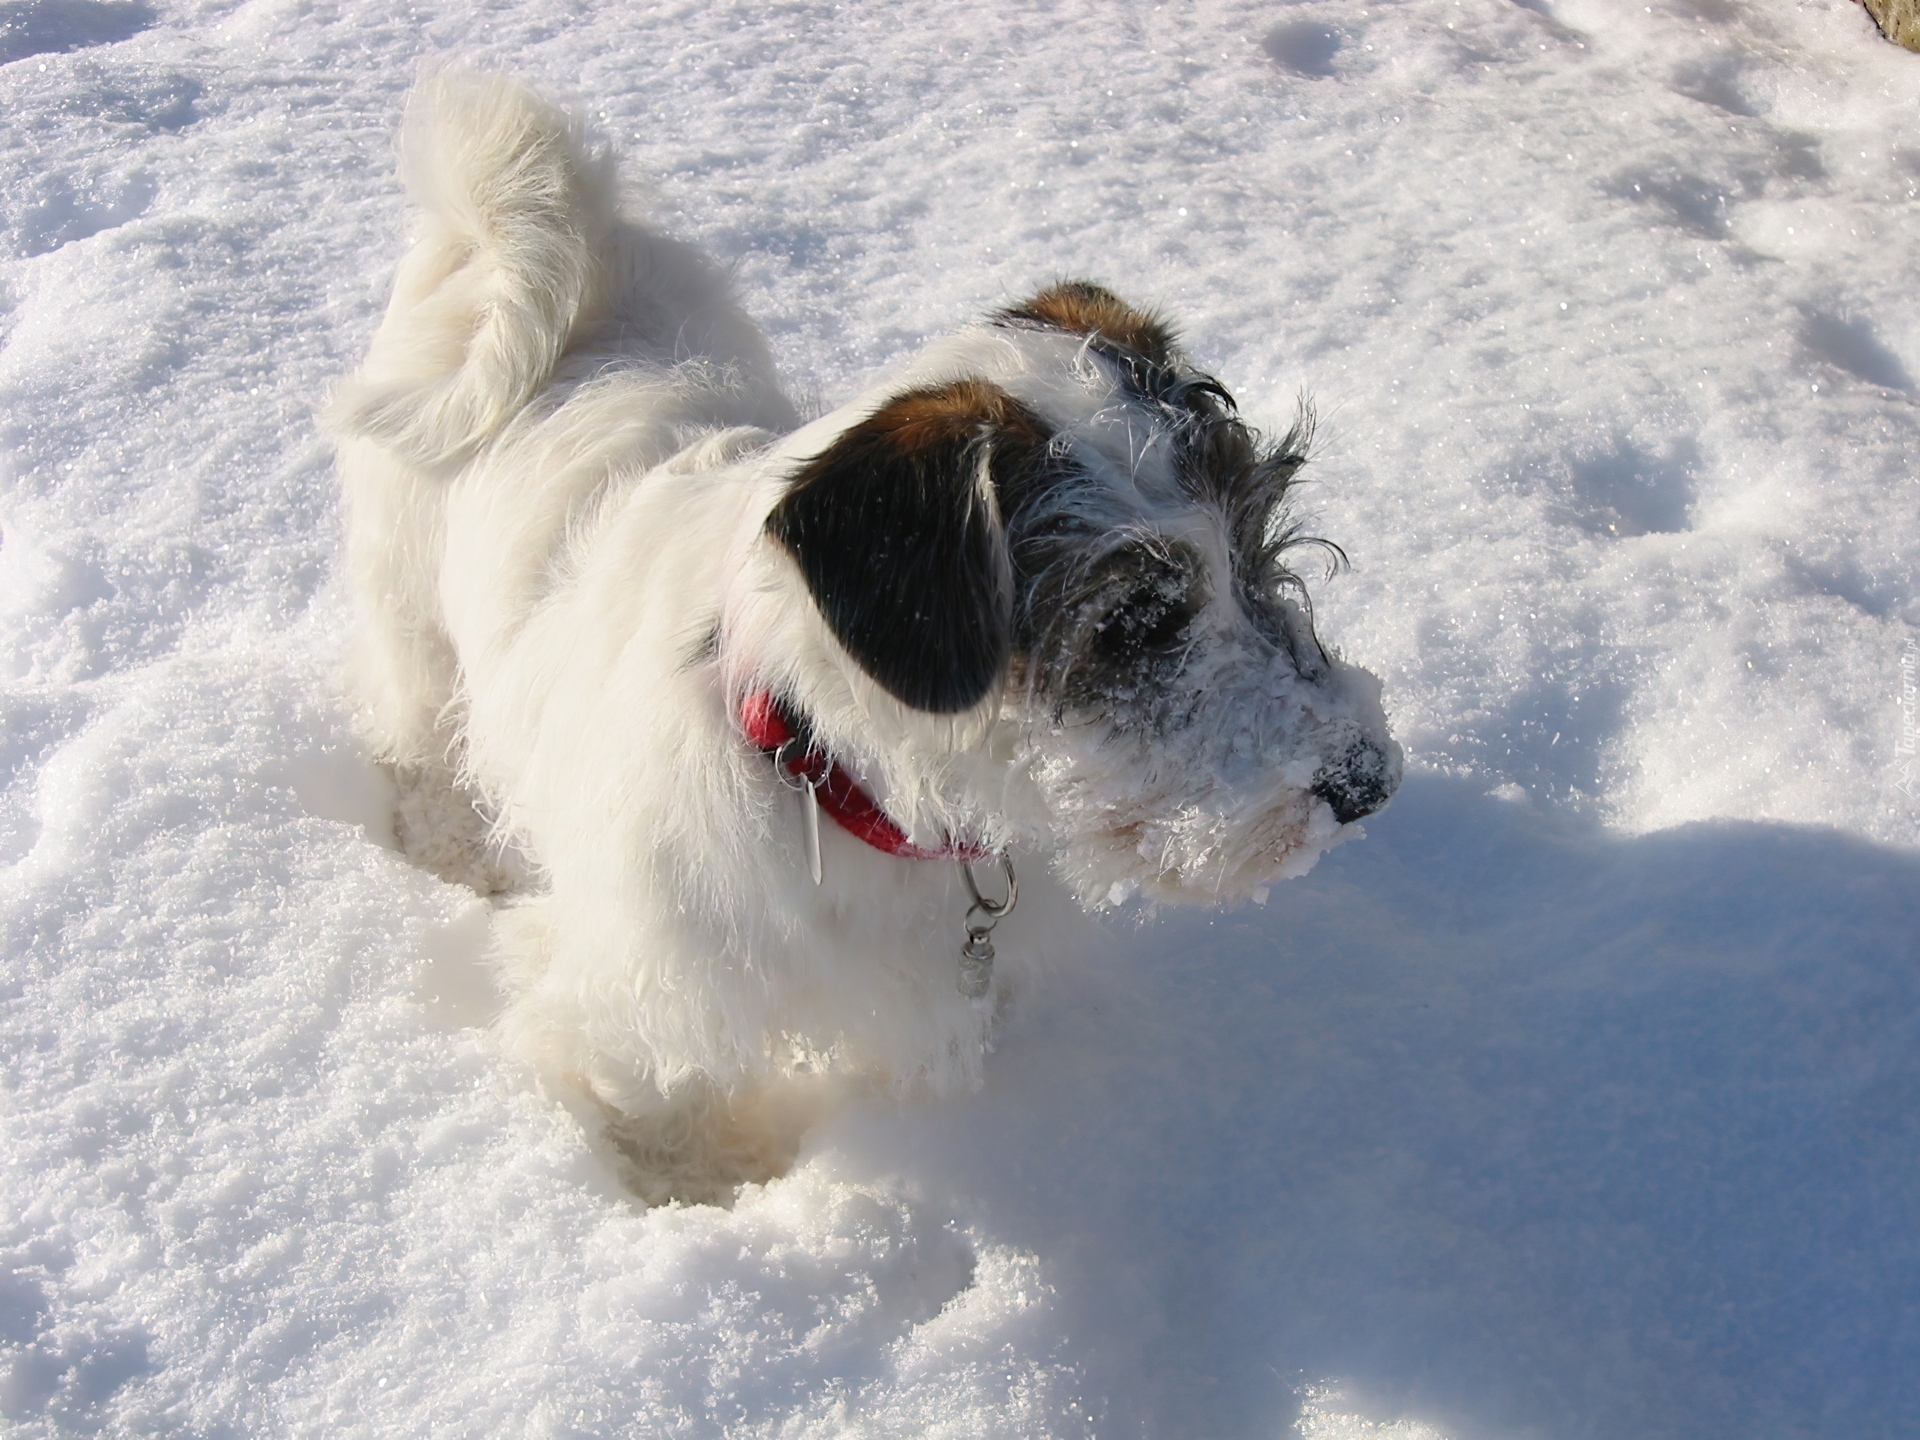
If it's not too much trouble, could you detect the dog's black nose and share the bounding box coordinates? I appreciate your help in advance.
[1311,738,1396,824]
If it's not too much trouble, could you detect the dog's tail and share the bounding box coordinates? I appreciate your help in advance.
[326,69,615,470]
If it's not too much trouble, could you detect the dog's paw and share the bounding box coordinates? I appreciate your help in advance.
[389,760,529,896]
[598,1074,846,1208]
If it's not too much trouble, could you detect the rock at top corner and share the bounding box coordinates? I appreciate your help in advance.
[1864,0,1920,52]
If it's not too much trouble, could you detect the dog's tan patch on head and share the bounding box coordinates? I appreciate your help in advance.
[999,280,1176,366]
[864,377,1053,459]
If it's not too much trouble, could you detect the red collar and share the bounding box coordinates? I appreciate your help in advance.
[740,690,990,863]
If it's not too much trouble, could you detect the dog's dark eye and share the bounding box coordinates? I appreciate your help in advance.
[1091,572,1197,664]
[1080,543,1205,679]
[1029,541,1208,711]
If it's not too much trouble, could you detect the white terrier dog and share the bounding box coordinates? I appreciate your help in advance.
[329,72,1400,1203]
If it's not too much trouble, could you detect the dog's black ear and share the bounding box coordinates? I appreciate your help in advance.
[767,379,1053,713]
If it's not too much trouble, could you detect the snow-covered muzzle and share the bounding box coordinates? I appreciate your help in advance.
[1009,534,1402,907]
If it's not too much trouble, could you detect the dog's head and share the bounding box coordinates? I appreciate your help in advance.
[744,281,1401,905]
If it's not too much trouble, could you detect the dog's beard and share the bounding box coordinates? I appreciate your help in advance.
[1014,637,1397,906]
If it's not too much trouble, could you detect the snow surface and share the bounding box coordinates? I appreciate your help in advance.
[3,0,1918,1434]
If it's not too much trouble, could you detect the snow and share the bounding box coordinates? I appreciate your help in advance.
[2,0,1917,1435]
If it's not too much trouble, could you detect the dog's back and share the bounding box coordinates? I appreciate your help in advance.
[328,70,792,807]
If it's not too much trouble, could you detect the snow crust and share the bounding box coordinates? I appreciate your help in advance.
[2,0,1916,1435]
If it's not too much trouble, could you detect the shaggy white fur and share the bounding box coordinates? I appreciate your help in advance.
[329,71,1400,1203]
